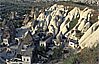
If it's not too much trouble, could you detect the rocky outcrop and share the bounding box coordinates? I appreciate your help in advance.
[78,8,94,23]
[10,11,15,20]
[79,21,99,49]
[78,19,86,31]
[68,7,80,21]
[23,14,29,25]
[1,20,16,41]
[79,27,99,49]
[2,19,6,27]
[30,4,98,49]
[82,22,91,33]
[30,7,34,17]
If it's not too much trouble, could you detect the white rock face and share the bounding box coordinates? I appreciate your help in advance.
[37,13,46,21]
[48,25,55,34]
[79,21,99,45]
[82,22,91,33]
[46,15,52,26]
[49,4,58,11]
[68,7,80,21]
[64,10,68,17]
[30,4,98,49]
[60,7,81,33]
[78,19,86,31]
[79,28,99,49]
[79,8,94,22]
[61,25,68,35]
[60,17,69,31]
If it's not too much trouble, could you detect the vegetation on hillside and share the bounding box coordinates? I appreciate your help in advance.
[57,1,98,24]
[69,17,79,30]
[61,44,99,64]
[0,1,55,19]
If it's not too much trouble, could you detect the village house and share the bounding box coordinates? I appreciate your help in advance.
[40,35,52,49]
[7,47,34,64]
[2,38,9,46]
[68,39,79,49]
[52,33,67,46]
[33,35,39,42]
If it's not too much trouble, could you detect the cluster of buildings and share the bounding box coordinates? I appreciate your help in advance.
[0,4,79,64]
[0,2,98,63]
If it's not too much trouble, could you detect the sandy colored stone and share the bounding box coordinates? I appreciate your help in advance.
[80,28,99,49]
[78,19,86,31]
[82,22,91,33]
[79,21,99,44]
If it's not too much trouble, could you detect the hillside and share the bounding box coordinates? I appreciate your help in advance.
[61,44,99,64]
[0,1,98,64]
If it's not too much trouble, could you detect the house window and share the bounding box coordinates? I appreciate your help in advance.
[27,59,29,61]
[56,43,58,45]
[43,44,44,46]
[71,43,73,45]
[40,56,41,59]
[24,58,25,61]
[6,35,8,37]
[41,44,44,46]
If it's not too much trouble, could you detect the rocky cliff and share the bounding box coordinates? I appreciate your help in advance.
[31,4,98,49]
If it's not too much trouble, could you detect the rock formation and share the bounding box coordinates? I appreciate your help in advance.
[23,14,29,25]
[79,27,99,49]
[78,19,86,31]
[1,19,16,42]
[30,7,35,17]
[82,22,91,33]
[79,21,99,48]
[30,4,98,49]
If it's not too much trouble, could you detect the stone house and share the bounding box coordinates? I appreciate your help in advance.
[69,39,78,49]
[7,47,34,64]
[2,38,9,45]
[40,35,52,49]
